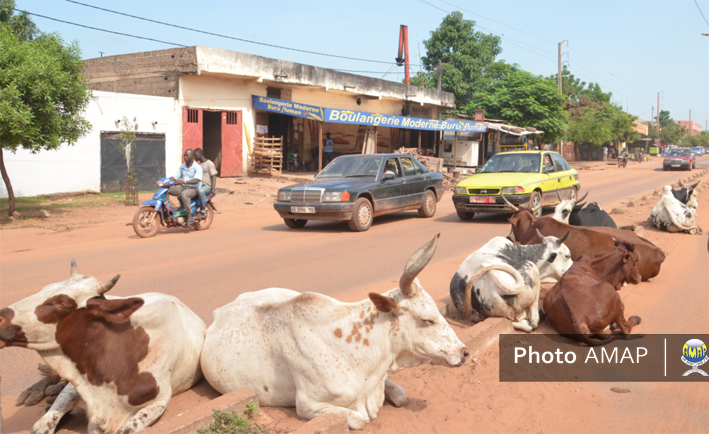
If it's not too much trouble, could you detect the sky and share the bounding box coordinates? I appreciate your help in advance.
[13,0,709,131]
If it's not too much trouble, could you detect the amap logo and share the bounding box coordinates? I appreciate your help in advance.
[682,339,708,376]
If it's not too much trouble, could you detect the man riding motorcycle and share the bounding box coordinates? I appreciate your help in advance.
[169,149,203,225]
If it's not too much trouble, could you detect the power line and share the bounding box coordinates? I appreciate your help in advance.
[64,0,398,66]
[568,48,654,94]
[3,6,185,47]
[694,0,709,27]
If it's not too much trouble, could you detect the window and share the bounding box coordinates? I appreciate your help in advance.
[550,153,569,172]
[384,158,402,177]
[266,87,281,99]
[226,112,238,125]
[187,109,199,123]
[400,158,417,176]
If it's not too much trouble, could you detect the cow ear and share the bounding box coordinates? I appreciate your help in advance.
[369,293,398,314]
[35,295,78,324]
[623,254,631,263]
[87,297,144,323]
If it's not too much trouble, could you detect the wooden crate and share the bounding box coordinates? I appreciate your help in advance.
[250,136,283,175]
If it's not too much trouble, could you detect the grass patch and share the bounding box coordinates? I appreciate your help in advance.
[197,403,268,434]
[0,191,153,213]
[610,208,625,215]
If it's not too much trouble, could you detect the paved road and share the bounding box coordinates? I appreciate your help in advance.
[1,155,708,399]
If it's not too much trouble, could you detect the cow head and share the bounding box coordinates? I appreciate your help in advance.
[552,190,588,224]
[673,181,700,205]
[609,239,642,289]
[368,234,468,368]
[0,261,139,352]
[534,229,573,281]
[687,188,699,209]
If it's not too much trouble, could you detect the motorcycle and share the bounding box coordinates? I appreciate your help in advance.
[132,178,216,238]
[618,155,628,168]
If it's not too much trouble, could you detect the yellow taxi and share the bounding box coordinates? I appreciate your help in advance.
[452,151,580,220]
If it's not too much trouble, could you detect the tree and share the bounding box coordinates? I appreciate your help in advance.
[657,110,673,128]
[0,0,38,41]
[466,68,568,143]
[0,5,91,216]
[410,11,506,111]
[660,121,686,146]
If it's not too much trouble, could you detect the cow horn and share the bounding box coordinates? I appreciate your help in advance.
[70,259,79,277]
[98,274,121,295]
[502,195,519,212]
[627,243,636,252]
[399,234,439,297]
[556,189,562,202]
[690,181,700,190]
[574,191,588,205]
[531,198,542,213]
[556,230,570,245]
[535,228,545,241]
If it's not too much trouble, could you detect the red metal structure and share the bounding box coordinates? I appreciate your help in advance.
[221,111,243,177]
[396,25,410,85]
[182,108,203,154]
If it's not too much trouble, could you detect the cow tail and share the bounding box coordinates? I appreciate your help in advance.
[666,207,697,233]
[463,265,520,322]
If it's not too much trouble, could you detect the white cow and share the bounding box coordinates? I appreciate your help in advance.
[651,185,700,234]
[0,262,206,434]
[449,232,573,332]
[200,234,467,430]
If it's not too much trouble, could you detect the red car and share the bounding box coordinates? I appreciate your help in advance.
[663,147,695,171]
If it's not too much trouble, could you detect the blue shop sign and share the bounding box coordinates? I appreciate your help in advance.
[252,95,324,121]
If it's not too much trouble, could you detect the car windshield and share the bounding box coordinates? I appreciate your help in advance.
[668,149,691,156]
[316,156,382,179]
[478,153,541,174]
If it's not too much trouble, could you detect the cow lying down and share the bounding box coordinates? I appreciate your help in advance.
[201,234,468,430]
[449,232,573,332]
[0,262,206,434]
[544,240,642,346]
[651,185,700,234]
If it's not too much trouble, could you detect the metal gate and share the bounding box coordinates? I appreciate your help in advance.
[100,132,166,193]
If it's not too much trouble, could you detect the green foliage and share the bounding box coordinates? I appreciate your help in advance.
[550,66,612,107]
[197,403,268,434]
[412,11,506,110]
[683,134,709,148]
[0,0,39,42]
[660,121,686,146]
[465,68,568,143]
[657,110,673,128]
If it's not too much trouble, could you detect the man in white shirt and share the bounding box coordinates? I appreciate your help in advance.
[169,149,203,225]
[324,132,335,165]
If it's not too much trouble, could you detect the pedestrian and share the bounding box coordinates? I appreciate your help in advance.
[603,146,608,161]
[324,132,334,165]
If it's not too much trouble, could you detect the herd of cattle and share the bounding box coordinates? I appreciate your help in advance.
[0,182,701,433]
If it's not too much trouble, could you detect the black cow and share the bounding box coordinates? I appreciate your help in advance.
[672,181,699,205]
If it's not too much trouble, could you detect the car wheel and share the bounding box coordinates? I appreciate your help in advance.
[284,218,307,228]
[530,191,542,218]
[418,190,436,218]
[348,198,373,232]
[456,210,474,220]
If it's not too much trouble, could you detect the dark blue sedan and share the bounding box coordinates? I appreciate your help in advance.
[274,154,444,231]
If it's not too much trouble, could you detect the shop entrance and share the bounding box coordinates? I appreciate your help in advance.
[182,107,243,177]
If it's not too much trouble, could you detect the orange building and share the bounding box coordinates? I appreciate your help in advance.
[677,120,702,136]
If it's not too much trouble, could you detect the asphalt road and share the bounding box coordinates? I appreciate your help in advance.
[1,155,708,399]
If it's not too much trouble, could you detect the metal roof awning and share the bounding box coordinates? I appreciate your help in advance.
[487,123,544,136]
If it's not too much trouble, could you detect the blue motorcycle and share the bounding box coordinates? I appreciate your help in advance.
[132,178,216,238]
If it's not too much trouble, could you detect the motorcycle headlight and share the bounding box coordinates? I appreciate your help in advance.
[323,191,350,202]
[278,190,292,202]
[456,187,467,194]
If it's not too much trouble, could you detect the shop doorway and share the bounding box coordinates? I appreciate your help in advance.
[182,108,243,177]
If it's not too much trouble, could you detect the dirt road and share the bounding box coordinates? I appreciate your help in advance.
[2,156,708,433]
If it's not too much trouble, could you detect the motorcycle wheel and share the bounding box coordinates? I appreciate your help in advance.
[194,203,214,231]
[133,206,159,238]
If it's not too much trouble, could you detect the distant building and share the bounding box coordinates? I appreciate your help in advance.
[677,120,702,136]
[632,119,649,135]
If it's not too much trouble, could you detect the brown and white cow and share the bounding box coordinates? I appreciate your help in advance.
[504,196,665,281]
[543,240,643,346]
[200,234,468,430]
[0,262,206,434]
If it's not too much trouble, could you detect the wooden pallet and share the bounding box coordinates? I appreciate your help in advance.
[250,136,283,175]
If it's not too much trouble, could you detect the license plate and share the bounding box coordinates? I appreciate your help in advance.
[291,206,315,213]
[470,196,495,204]
[672,164,680,167]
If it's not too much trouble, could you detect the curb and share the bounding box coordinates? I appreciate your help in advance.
[142,389,257,434]
[464,317,514,357]
[292,414,349,434]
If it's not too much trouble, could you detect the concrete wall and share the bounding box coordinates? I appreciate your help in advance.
[677,120,702,136]
[0,91,179,198]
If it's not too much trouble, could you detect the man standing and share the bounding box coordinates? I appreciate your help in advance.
[194,148,218,214]
[603,146,608,161]
[324,132,335,165]
[169,149,202,225]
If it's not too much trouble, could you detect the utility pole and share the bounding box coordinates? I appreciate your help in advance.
[689,110,692,136]
[558,42,562,93]
[437,60,442,91]
[651,107,654,126]
[656,92,660,127]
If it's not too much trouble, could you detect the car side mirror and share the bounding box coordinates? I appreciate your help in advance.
[382,171,395,181]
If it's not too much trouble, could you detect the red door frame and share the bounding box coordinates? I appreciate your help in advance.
[221,111,243,177]
[182,107,203,154]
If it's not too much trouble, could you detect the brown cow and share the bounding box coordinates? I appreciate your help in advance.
[504,197,665,281]
[543,240,642,346]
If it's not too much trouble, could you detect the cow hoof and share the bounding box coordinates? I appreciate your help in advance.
[384,379,408,407]
[512,320,534,333]
[629,315,642,325]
